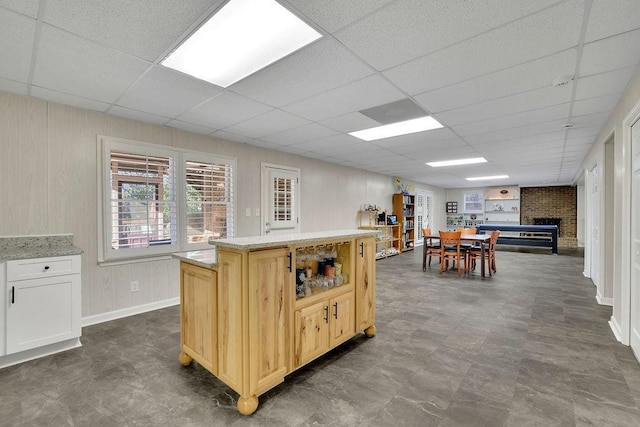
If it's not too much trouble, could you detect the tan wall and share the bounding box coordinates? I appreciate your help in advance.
[578,67,640,333]
[0,91,445,319]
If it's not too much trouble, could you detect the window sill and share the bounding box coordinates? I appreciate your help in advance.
[98,254,175,267]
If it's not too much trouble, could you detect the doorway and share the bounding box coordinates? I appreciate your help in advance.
[261,163,300,235]
[630,117,640,358]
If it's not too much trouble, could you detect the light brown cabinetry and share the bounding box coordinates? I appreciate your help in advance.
[294,290,355,368]
[176,230,377,416]
[355,237,376,334]
[179,262,217,374]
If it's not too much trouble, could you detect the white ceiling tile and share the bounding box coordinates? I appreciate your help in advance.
[569,112,609,130]
[0,76,27,95]
[389,137,470,156]
[30,86,111,112]
[210,130,253,144]
[43,0,220,61]
[108,105,169,125]
[223,109,310,138]
[287,0,394,33]
[370,128,458,149]
[454,104,571,137]
[565,126,601,139]
[383,0,584,95]
[117,66,221,118]
[319,112,381,133]
[415,50,577,113]
[436,84,573,126]
[179,91,273,129]
[585,0,640,42]
[336,0,564,71]
[571,93,621,117]
[580,29,640,77]
[0,9,35,82]
[0,0,39,17]
[282,74,405,121]
[33,25,150,103]
[287,134,363,152]
[261,123,339,145]
[231,37,374,107]
[575,67,637,100]
[165,119,215,136]
[465,119,567,145]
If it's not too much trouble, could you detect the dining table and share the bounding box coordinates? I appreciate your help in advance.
[423,233,492,278]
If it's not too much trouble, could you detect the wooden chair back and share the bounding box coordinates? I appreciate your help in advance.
[439,230,464,275]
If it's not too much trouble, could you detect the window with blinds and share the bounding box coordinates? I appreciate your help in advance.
[109,151,177,250]
[273,176,293,222]
[99,136,236,262]
[185,159,234,242]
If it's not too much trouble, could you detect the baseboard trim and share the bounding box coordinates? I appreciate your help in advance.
[82,297,180,327]
[596,293,613,306]
[0,338,82,369]
[609,316,624,343]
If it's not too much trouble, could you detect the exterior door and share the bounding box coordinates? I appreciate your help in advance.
[631,118,640,357]
[261,164,300,235]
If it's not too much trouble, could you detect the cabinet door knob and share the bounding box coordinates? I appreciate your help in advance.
[11,286,15,304]
[333,302,338,319]
[44,265,50,271]
[324,306,329,323]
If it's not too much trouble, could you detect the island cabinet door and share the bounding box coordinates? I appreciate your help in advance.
[180,263,217,375]
[294,301,329,368]
[329,292,355,348]
[248,248,289,396]
[355,237,376,331]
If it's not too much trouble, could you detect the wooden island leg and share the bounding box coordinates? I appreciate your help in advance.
[364,324,377,337]
[237,395,258,415]
[178,351,193,366]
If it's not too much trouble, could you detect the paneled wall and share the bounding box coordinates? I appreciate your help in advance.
[0,91,445,319]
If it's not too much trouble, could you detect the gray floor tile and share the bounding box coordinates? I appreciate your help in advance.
[1,248,640,426]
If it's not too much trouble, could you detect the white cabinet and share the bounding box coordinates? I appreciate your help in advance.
[5,255,81,355]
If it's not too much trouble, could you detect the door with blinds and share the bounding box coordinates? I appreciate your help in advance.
[414,190,432,247]
[261,164,300,235]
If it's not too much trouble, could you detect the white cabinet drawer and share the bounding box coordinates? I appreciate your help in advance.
[7,255,80,281]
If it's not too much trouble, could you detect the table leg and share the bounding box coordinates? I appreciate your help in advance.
[480,242,486,279]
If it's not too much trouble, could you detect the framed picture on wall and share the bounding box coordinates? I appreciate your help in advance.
[463,192,484,212]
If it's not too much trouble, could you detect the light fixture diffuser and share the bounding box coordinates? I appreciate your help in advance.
[426,157,487,167]
[349,116,443,141]
[466,175,509,181]
[161,0,322,88]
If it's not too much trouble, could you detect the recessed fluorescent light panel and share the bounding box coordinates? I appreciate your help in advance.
[349,116,443,141]
[466,175,509,181]
[426,157,487,168]
[161,0,322,88]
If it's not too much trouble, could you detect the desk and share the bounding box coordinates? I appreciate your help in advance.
[422,234,492,278]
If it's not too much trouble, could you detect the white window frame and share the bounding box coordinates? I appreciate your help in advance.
[97,135,236,263]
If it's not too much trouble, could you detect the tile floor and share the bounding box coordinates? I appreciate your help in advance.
[1,248,640,426]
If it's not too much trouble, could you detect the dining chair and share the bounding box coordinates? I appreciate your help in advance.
[439,230,465,276]
[457,227,477,251]
[466,230,499,275]
[422,227,441,271]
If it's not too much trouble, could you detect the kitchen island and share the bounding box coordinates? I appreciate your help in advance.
[173,229,377,415]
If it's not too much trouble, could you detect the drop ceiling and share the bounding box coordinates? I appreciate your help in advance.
[1,0,639,188]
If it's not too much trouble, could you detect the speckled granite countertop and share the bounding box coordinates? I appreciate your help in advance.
[0,234,83,261]
[210,229,379,250]
[172,249,217,269]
